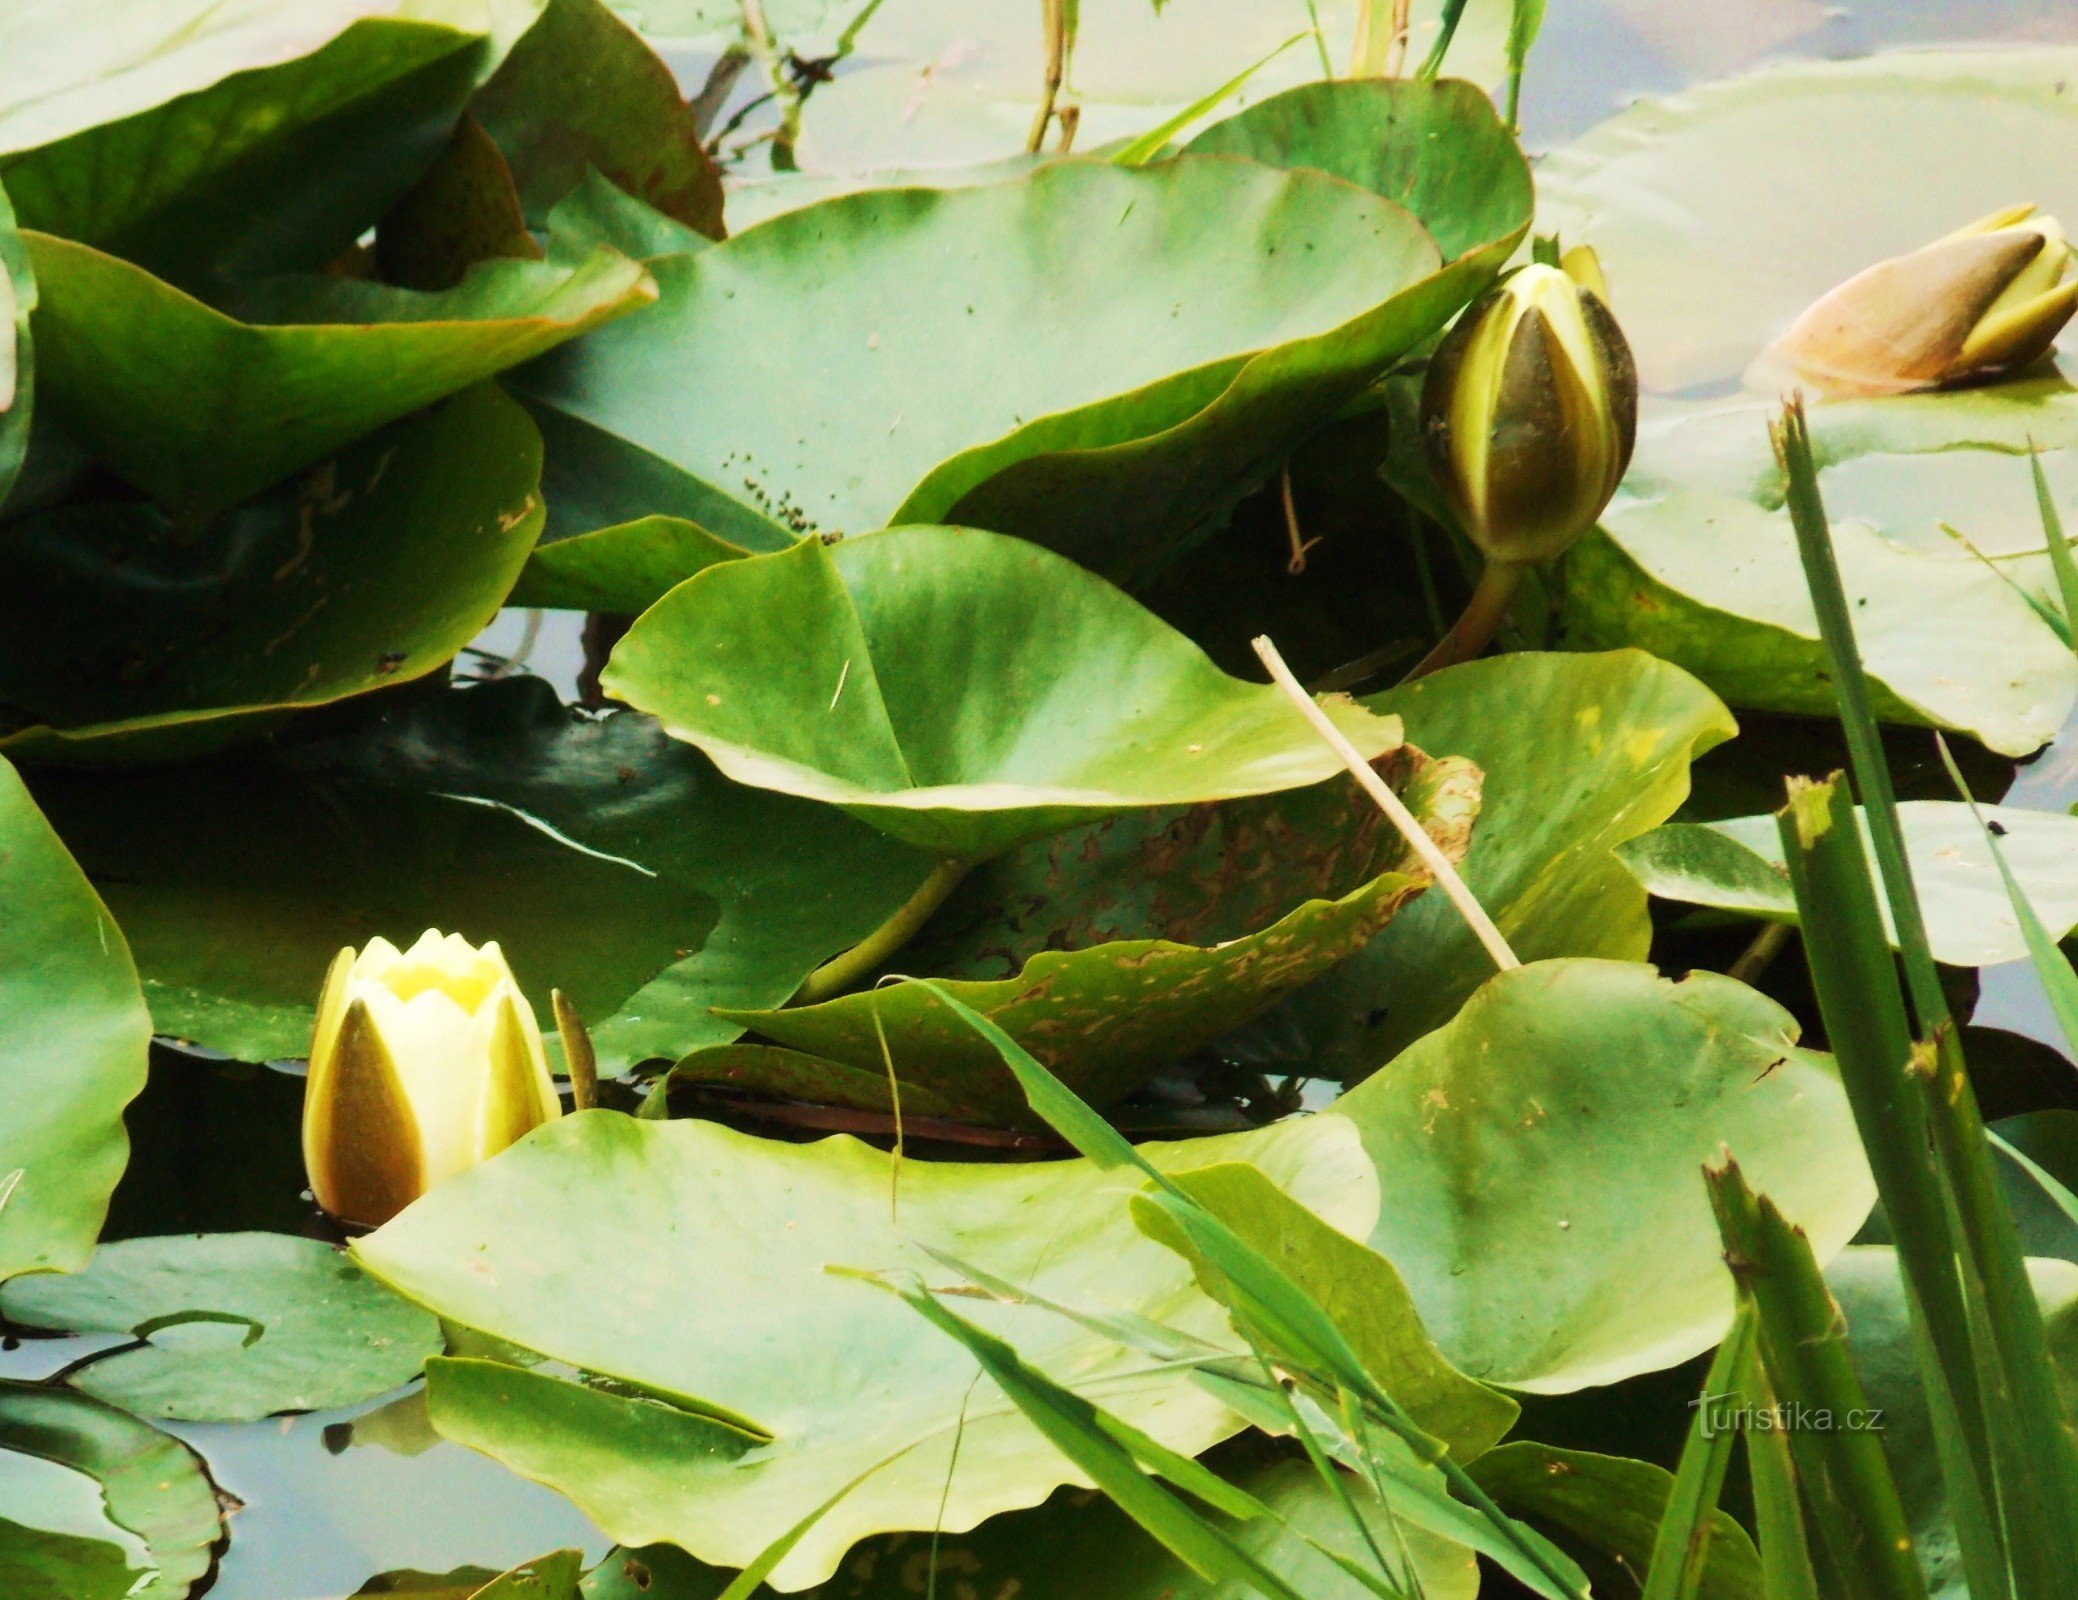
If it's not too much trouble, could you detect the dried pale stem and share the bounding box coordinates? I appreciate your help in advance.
[1026,0,1068,154]
[1280,463,1320,574]
[551,990,598,1111]
[1253,635,1520,973]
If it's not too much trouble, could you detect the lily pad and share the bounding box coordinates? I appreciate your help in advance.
[0,757,149,1282]
[512,153,1509,582]
[0,1505,140,1600]
[0,382,543,765]
[471,0,723,237]
[603,524,1404,857]
[1235,649,1734,1078]
[0,1232,444,1422]
[1620,800,2078,966]
[1537,50,2078,397]
[27,232,651,514]
[1179,77,1531,265]
[0,2,536,290]
[28,676,933,1070]
[508,516,750,613]
[0,178,33,506]
[714,747,1478,1117]
[1333,959,1875,1393]
[1555,402,2078,757]
[355,1107,1378,1589]
[0,1382,223,1600]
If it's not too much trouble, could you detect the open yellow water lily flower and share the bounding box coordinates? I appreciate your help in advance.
[1420,248,1638,567]
[301,931,561,1228]
[1764,203,2078,398]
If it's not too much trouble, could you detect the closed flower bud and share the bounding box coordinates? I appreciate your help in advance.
[301,931,561,1228]
[1420,254,1638,567]
[1764,204,2078,398]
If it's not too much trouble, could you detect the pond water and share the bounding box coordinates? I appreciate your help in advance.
[74,0,2078,1592]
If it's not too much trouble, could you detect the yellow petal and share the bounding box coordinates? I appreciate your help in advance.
[303,996,426,1228]
[1559,243,1610,306]
[476,989,559,1162]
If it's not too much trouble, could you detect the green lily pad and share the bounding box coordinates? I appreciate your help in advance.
[1555,400,2078,757]
[28,676,933,1070]
[355,1106,1378,1589]
[1620,800,2078,966]
[27,232,650,514]
[0,178,33,506]
[1537,50,2078,397]
[0,1232,444,1422]
[1333,959,1875,1393]
[0,382,543,766]
[603,524,1404,858]
[513,152,1511,582]
[1179,77,1531,265]
[714,747,1478,1117]
[0,758,149,1282]
[0,3,538,290]
[1235,649,1735,1078]
[1466,1442,1763,1600]
[0,1382,223,1600]
[0,1507,141,1600]
[508,516,749,613]
[471,0,723,237]
[1829,1245,2078,1599]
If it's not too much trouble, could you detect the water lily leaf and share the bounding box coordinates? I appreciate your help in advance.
[0,178,34,507]
[604,524,1404,858]
[716,747,1478,1117]
[0,1382,223,1600]
[471,0,723,237]
[1829,1245,2078,1599]
[355,1107,1378,1589]
[508,516,750,613]
[1555,401,2078,757]
[0,2,539,290]
[1537,50,2078,397]
[1333,959,1874,1393]
[373,113,541,292]
[1621,800,2078,966]
[1180,77,1531,265]
[354,1550,582,1598]
[0,1510,140,1600]
[27,233,650,515]
[0,382,543,766]
[28,676,932,1071]
[1466,1442,1763,1600]
[1,1232,444,1423]
[512,153,1506,583]
[0,758,149,1282]
[1235,649,1734,1078]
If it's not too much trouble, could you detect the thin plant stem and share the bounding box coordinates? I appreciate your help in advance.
[794,858,972,1004]
[1726,921,1792,987]
[1303,0,1333,78]
[1253,635,1519,973]
[1281,462,1320,574]
[1401,560,1522,682]
[1027,0,1068,153]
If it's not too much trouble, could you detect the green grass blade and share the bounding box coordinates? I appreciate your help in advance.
[2029,443,2078,646]
[1110,32,1308,166]
[1503,0,1546,128]
[1640,1302,1758,1600]
[1738,1344,1823,1600]
[1416,0,1472,78]
[1705,1159,1929,1600]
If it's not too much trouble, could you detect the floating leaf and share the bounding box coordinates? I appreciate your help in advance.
[715,748,1477,1116]
[28,677,933,1070]
[0,383,543,766]
[355,1107,1378,1589]
[1,1232,444,1423]
[1333,959,1874,1392]
[1619,800,2078,967]
[373,114,541,292]
[0,177,33,506]
[604,524,1403,858]
[508,516,749,613]
[0,2,537,289]
[1237,649,1734,1078]
[513,154,1507,582]
[0,758,148,1282]
[26,233,650,514]
[471,0,724,236]
[0,1382,223,1600]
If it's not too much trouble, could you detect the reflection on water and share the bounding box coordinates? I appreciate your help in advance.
[264,0,2078,1589]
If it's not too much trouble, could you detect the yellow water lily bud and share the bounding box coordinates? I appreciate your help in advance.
[301,931,561,1228]
[1766,204,2078,398]
[1420,257,1638,566]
